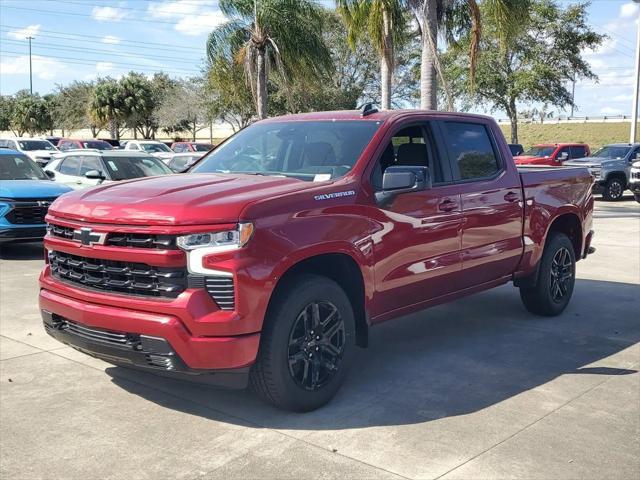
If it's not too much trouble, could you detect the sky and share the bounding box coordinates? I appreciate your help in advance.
[0,0,638,119]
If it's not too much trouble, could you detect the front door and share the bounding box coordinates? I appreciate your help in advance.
[439,120,524,289]
[369,123,463,318]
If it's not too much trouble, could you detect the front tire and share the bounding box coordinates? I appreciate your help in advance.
[634,193,640,204]
[602,177,625,201]
[250,274,355,412]
[519,232,576,317]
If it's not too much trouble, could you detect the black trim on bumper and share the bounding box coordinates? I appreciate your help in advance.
[0,226,46,242]
[42,310,249,388]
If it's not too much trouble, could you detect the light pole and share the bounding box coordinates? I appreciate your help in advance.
[26,35,34,95]
[631,1,640,143]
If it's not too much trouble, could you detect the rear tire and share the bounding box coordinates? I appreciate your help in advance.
[250,274,355,412]
[602,177,625,201]
[519,232,576,317]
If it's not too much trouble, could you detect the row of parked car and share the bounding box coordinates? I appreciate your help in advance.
[0,137,212,172]
[2,134,639,244]
[509,142,640,201]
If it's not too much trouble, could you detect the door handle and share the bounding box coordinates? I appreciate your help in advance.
[438,199,458,212]
[504,191,519,202]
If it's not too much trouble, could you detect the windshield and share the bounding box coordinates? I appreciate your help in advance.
[523,146,555,157]
[141,143,171,153]
[82,140,113,150]
[0,154,48,180]
[191,120,381,180]
[17,140,56,151]
[102,156,173,180]
[591,146,631,159]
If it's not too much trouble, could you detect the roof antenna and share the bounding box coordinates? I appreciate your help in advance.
[360,103,379,117]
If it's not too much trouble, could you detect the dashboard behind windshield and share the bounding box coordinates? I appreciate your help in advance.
[191,120,381,181]
[0,154,48,180]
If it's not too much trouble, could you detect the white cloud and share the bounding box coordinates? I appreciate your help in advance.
[0,55,64,80]
[6,24,41,40]
[147,1,226,36]
[620,2,640,19]
[583,37,618,58]
[101,35,121,45]
[92,6,128,22]
[600,106,624,115]
[95,61,115,73]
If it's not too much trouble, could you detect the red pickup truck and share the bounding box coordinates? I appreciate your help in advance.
[39,110,595,411]
[514,143,590,166]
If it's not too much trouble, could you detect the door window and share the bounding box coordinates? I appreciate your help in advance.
[79,156,103,176]
[570,146,587,159]
[173,144,185,153]
[556,147,570,161]
[58,156,81,176]
[443,122,501,180]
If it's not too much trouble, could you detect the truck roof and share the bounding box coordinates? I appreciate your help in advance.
[260,109,496,123]
[533,143,587,147]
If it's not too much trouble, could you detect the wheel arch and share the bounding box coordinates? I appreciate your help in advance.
[605,170,628,187]
[268,251,369,348]
[547,212,583,259]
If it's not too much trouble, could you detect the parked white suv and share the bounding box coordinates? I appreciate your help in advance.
[0,137,58,167]
[123,140,174,164]
[44,150,173,189]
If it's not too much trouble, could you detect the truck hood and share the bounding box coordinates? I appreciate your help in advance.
[48,173,311,225]
[563,157,617,168]
[0,180,72,199]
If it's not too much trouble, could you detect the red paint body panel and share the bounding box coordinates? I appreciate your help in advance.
[39,110,594,373]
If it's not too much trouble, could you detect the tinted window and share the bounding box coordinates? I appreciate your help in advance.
[102,156,172,180]
[79,156,104,176]
[194,143,212,152]
[141,143,171,153]
[523,146,555,157]
[570,146,587,159]
[0,154,48,180]
[192,121,381,181]
[59,156,80,175]
[17,140,56,151]
[444,122,500,180]
[591,146,631,159]
[82,140,113,150]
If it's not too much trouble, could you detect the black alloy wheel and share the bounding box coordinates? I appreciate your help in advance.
[549,247,573,303]
[287,301,346,391]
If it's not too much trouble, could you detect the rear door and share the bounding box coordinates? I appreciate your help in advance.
[369,121,463,317]
[570,145,588,160]
[439,119,524,289]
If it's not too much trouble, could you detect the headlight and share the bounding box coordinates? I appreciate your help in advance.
[177,223,254,251]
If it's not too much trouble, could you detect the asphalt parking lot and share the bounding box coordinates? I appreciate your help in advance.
[1,197,638,480]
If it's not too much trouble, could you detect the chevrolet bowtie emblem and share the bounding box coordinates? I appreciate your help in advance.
[72,227,106,246]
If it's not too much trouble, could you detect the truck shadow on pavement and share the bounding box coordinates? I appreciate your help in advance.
[105,278,639,430]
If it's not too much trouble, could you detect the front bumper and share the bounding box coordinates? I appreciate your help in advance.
[39,287,260,383]
[629,182,640,193]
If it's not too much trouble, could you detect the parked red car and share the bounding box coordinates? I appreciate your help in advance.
[57,139,114,151]
[514,143,590,166]
[40,109,595,411]
[170,142,213,153]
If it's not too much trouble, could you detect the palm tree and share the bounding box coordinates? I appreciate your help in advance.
[91,79,123,140]
[409,0,530,110]
[207,0,332,119]
[336,0,406,110]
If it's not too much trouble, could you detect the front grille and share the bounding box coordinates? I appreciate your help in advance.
[60,319,131,346]
[48,250,186,298]
[5,199,55,225]
[632,171,640,180]
[48,223,177,249]
[205,276,235,310]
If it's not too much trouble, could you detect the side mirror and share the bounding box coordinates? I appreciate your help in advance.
[375,166,431,205]
[85,170,106,180]
[45,170,55,179]
[557,152,569,161]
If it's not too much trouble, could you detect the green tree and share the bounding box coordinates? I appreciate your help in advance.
[206,0,333,119]
[57,81,102,137]
[11,91,52,136]
[91,79,123,140]
[336,0,406,110]
[120,72,156,139]
[409,0,531,110]
[42,93,61,135]
[157,77,210,141]
[443,0,603,142]
[0,96,16,133]
[207,56,255,131]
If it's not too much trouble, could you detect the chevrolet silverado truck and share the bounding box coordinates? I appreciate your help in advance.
[514,143,590,166]
[39,109,595,412]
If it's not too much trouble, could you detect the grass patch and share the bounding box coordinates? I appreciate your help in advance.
[499,122,639,150]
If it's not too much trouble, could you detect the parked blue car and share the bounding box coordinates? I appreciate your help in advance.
[0,149,72,243]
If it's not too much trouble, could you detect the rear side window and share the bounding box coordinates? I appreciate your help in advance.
[59,156,80,175]
[443,122,500,180]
